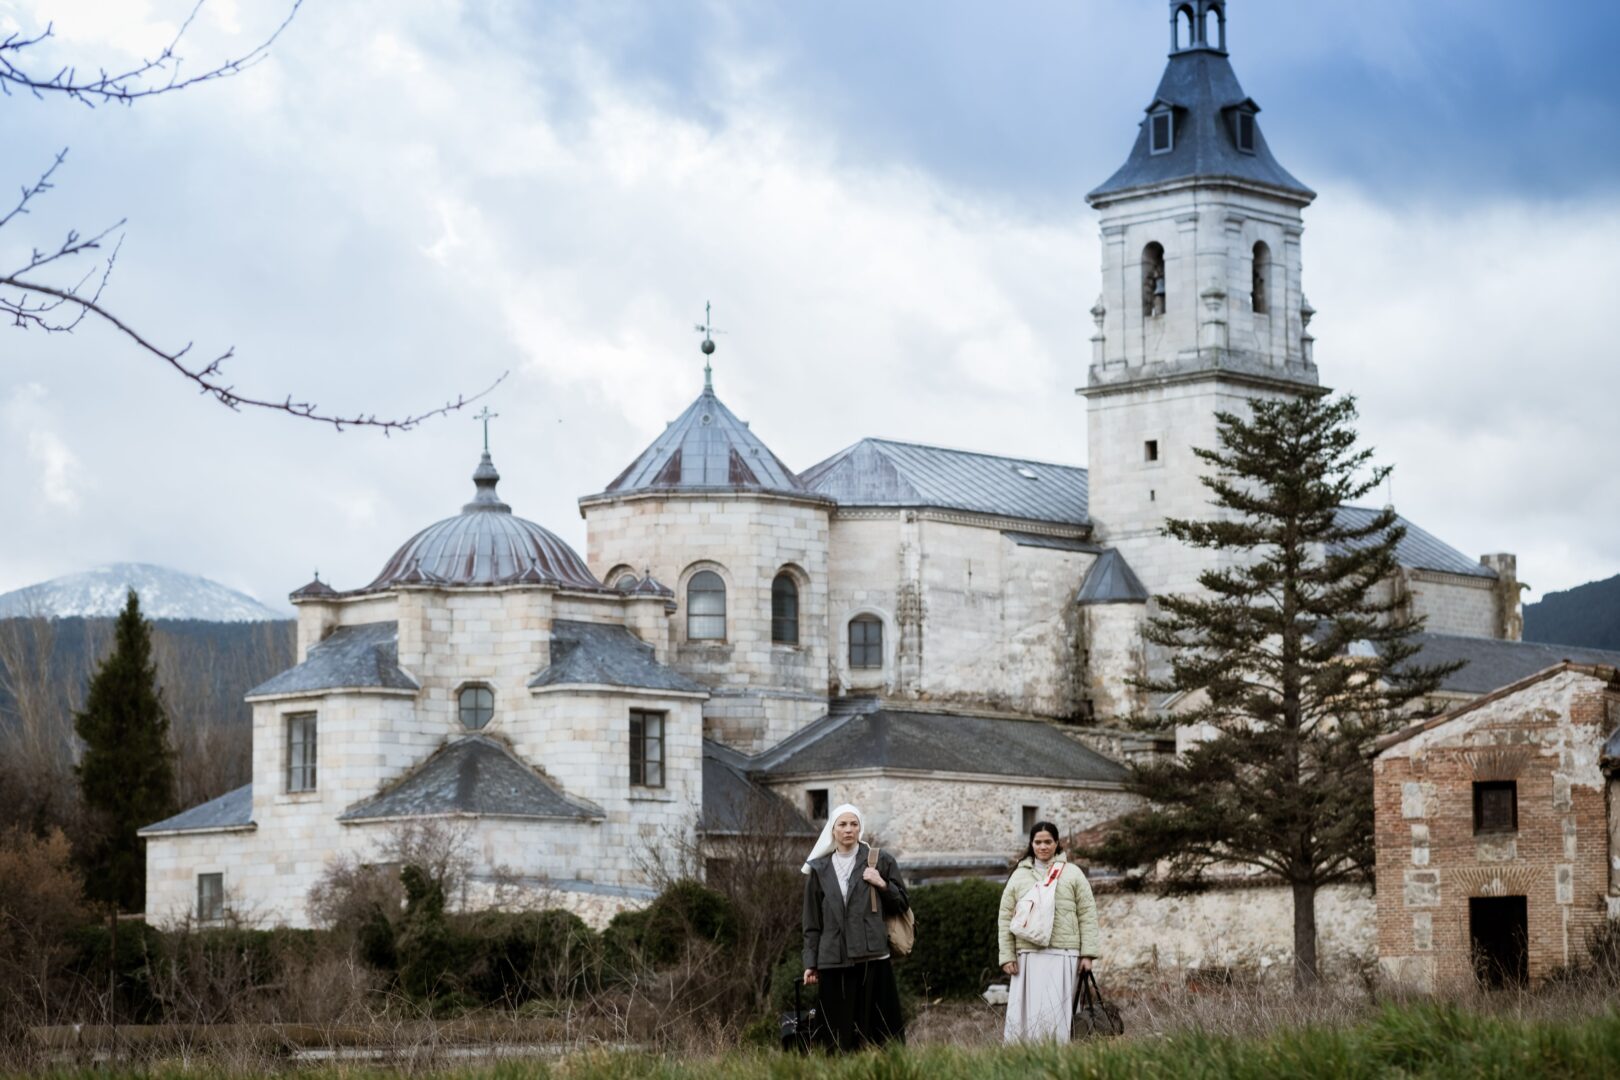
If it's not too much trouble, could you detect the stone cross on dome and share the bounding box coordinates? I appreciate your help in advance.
[693,301,725,390]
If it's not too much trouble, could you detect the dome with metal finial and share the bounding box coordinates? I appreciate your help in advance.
[365,451,604,592]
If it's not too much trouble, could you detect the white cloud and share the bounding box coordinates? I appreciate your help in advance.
[2,382,84,511]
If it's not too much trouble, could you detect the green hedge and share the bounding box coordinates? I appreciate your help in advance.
[895,878,1005,999]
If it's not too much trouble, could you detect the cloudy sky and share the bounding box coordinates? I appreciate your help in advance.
[2,0,1617,611]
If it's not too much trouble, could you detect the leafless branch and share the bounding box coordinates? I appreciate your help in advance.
[2,5,503,433]
[0,1,304,107]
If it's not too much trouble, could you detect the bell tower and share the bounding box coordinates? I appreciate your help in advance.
[1081,0,1319,600]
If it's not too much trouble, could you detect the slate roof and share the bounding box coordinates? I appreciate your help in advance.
[139,784,253,836]
[700,740,819,837]
[247,621,418,698]
[366,452,605,594]
[340,735,602,822]
[1076,549,1150,605]
[1407,633,1620,697]
[759,706,1127,785]
[595,384,813,500]
[1089,46,1312,203]
[800,438,1090,528]
[528,620,706,694]
[1334,506,1494,579]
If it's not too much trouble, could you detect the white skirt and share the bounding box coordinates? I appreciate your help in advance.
[1003,948,1079,1044]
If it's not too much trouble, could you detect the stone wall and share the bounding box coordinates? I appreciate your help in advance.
[824,512,1095,719]
[1403,569,1500,640]
[1092,883,1376,988]
[1374,666,1615,990]
[767,771,1140,867]
[582,492,832,753]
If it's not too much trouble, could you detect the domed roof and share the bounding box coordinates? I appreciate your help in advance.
[364,451,604,593]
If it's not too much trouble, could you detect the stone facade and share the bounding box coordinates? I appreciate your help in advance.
[581,492,831,753]
[1093,883,1375,988]
[1373,665,1618,989]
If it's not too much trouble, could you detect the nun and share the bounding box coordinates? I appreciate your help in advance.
[801,804,909,1050]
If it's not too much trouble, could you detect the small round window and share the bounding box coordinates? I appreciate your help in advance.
[459,685,494,729]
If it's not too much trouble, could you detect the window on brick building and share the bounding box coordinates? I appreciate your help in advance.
[630,709,665,788]
[285,713,317,792]
[197,872,224,923]
[1473,780,1517,834]
[807,788,829,822]
[772,572,800,645]
[849,615,883,669]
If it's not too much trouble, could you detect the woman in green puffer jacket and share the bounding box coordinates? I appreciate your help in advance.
[996,820,1100,1043]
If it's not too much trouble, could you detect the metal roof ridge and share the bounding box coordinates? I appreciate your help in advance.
[862,436,1087,472]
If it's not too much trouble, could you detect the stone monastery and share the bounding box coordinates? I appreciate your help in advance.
[142,2,1615,969]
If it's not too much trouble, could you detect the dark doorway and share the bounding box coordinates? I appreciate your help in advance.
[1469,896,1528,986]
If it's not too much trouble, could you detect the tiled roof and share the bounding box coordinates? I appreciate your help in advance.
[596,384,811,499]
[800,438,1089,527]
[759,706,1126,785]
[1334,507,1494,579]
[139,784,253,835]
[340,735,601,822]
[247,622,418,698]
[700,741,818,837]
[1407,632,1620,697]
[1089,47,1312,203]
[1076,549,1149,605]
[528,620,706,695]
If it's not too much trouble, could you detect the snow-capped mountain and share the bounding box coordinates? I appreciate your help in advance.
[0,563,290,622]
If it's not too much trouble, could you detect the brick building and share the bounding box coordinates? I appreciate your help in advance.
[1374,663,1620,989]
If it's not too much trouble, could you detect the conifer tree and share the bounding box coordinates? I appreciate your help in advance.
[1089,394,1460,988]
[74,589,176,911]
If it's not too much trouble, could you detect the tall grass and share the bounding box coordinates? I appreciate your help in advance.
[10,997,1620,1079]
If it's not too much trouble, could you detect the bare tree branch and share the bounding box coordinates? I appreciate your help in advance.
[0,1,304,106]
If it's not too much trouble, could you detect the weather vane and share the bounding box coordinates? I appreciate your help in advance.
[474,405,499,453]
[694,301,724,388]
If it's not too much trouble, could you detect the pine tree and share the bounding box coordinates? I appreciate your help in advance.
[1089,394,1460,989]
[74,589,176,911]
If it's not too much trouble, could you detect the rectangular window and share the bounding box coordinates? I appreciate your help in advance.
[630,709,665,788]
[849,617,883,670]
[1022,805,1039,834]
[1473,781,1517,834]
[1236,111,1256,153]
[1150,111,1173,154]
[1144,439,1159,463]
[286,713,317,792]
[197,872,224,923]
[808,788,829,822]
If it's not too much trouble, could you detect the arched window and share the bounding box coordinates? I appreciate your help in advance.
[1176,5,1196,49]
[1142,242,1166,317]
[459,684,494,729]
[771,572,799,645]
[686,570,727,641]
[614,573,639,591]
[1252,241,1271,315]
[849,615,883,670]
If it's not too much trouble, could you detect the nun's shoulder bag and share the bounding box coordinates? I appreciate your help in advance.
[866,846,915,957]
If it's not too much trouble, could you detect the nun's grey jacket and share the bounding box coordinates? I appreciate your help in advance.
[802,844,909,970]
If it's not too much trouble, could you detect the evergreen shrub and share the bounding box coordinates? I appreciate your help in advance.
[895,878,1004,999]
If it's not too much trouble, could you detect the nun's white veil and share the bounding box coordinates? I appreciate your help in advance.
[800,803,863,874]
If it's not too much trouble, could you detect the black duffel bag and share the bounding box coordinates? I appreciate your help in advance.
[1072,968,1125,1039]
[779,978,823,1053]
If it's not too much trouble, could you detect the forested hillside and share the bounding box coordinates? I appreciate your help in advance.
[1523,574,1620,651]
[0,616,295,835]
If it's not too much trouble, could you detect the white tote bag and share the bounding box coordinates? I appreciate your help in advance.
[1008,862,1064,948]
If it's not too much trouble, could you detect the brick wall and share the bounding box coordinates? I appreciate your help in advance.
[1374,667,1615,990]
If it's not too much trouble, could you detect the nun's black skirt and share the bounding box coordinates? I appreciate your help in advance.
[817,956,905,1051]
